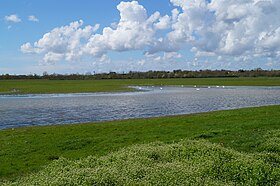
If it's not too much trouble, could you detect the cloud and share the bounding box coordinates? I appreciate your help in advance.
[4,14,21,23]
[163,52,182,61]
[21,20,100,63]
[118,1,147,22]
[154,15,171,30]
[28,15,39,22]
[84,1,170,57]
[164,0,280,59]
[22,1,170,63]
[21,0,280,69]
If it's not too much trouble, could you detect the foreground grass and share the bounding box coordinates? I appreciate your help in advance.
[1,105,280,181]
[1,77,280,94]
[4,137,280,185]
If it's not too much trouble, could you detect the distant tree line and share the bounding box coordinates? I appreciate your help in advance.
[1,69,280,80]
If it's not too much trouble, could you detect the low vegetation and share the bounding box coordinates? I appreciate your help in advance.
[4,136,280,186]
[1,77,280,94]
[1,105,280,184]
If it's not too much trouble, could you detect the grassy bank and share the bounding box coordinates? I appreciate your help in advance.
[1,105,280,182]
[1,77,280,94]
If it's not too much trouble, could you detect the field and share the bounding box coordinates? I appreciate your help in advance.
[1,105,280,185]
[1,78,280,185]
[1,77,280,94]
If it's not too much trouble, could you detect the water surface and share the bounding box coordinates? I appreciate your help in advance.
[1,86,280,129]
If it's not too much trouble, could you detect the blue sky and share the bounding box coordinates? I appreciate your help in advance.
[1,0,280,74]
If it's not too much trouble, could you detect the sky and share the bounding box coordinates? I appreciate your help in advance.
[1,0,280,75]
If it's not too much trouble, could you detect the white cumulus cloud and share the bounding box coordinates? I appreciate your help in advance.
[20,0,280,69]
[21,20,100,63]
[165,0,280,59]
[4,14,21,23]
[22,1,171,63]
[28,15,39,22]
[84,1,170,57]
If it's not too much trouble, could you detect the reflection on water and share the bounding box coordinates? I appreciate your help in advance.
[0,86,280,129]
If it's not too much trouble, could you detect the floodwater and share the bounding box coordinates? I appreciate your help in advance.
[0,86,280,129]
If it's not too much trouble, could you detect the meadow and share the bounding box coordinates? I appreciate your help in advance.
[1,105,280,185]
[1,77,280,185]
[1,77,280,94]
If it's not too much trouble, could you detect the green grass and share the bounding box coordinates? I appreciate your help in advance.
[1,105,280,182]
[1,77,280,94]
[1,78,280,184]
[4,138,280,185]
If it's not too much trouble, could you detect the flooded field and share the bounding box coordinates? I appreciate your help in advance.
[1,86,280,129]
